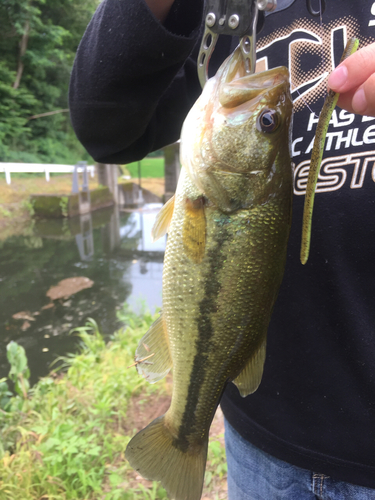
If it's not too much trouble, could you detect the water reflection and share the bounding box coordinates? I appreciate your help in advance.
[75,213,94,260]
[0,205,165,383]
[119,204,165,313]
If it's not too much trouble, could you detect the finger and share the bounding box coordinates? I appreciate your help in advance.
[336,89,357,114]
[327,41,375,93]
[335,73,375,117]
[352,72,375,116]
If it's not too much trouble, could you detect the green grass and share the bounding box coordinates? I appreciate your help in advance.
[0,309,166,500]
[125,157,164,178]
[0,307,227,499]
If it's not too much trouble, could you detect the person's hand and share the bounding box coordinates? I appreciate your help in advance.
[327,41,375,117]
[144,0,175,22]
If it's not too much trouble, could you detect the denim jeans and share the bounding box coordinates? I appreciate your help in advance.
[225,419,375,500]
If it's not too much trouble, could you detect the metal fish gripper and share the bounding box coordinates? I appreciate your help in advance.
[197,0,277,88]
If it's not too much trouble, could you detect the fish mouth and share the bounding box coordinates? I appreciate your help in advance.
[218,47,290,111]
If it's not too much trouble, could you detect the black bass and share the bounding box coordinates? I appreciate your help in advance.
[126,47,293,500]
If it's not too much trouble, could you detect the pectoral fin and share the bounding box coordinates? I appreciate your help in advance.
[233,340,266,397]
[135,315,172,383]
[151,195,175,242]
[183,197,206,264]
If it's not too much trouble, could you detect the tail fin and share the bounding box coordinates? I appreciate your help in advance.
[125,416,208,500]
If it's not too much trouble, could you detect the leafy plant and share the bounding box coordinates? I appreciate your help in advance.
[0,0,98,163]
[0,378,12,411]
[6,341,30,399]
[0,311,227,499]
[0,206,11,218]
[21,198,35,217]
[59,195,69,217]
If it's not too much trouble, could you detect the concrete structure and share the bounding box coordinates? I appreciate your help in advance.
[163,142,180,202]
[97,163,120,204]
[72,162,91,214]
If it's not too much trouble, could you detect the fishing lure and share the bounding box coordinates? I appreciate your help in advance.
[300,37,359,264]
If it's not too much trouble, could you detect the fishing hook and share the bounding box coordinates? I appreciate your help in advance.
[306,0,326,17]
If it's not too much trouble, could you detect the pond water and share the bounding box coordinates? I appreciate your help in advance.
[0,205,165,384]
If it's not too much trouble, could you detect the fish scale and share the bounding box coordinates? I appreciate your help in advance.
[163,169,292,448]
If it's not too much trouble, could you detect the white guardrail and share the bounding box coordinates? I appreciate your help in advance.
[0,163,95,185]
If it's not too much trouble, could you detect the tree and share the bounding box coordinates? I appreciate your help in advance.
[0,0,99,163]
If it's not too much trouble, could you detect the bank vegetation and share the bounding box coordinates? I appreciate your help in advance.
[0,308,227,500]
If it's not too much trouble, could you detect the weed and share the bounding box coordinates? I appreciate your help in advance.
[0,313,166,499]
[0,311,227,499]
[0,206,11,217]
[0,378,12,411]
[205,438,227,488]
[59,196,69,217]
[6,341,30,399]
[21,198,35,217]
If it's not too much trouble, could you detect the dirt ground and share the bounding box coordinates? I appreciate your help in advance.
[0,175,165,240]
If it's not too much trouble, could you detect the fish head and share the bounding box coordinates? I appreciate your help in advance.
[180,47,293,212]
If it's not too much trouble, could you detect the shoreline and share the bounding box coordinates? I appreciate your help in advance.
[0,175,166,241]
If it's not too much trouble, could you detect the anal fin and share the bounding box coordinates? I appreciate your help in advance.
[233,340,266,397]
[135,314,172,383]
[151,195,175,242]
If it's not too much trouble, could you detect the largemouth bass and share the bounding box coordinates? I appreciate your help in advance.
[126,47,293,500]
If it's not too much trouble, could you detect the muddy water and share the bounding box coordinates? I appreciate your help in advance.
[0,205,165,384]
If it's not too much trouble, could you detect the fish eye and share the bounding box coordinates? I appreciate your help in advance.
[257,109,279,133]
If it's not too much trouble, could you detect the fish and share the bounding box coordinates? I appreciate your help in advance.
[125,46,293,500]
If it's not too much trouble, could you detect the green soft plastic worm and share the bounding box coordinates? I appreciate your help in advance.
[300,37,359,265]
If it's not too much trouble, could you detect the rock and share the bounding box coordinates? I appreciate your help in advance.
[12,311,35,321]
[46,277,94,301]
